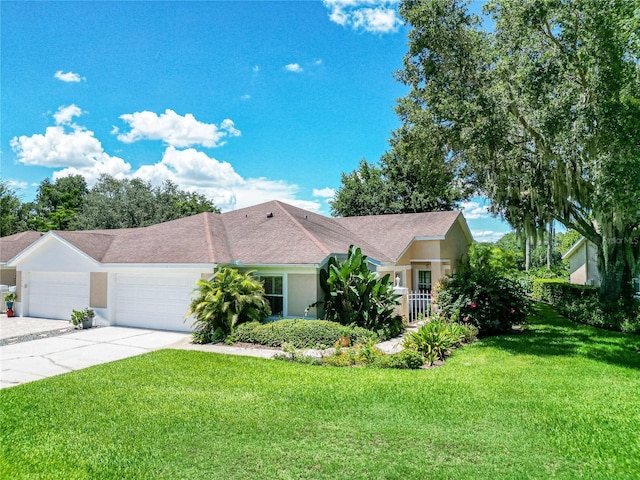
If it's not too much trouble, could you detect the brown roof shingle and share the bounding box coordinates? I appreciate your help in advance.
[4,201,468,266]
[0,231,43,262]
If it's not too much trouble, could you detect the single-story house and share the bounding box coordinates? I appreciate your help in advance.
[562,237,601,286]
[563,237,640,297]
[3,200,472,331]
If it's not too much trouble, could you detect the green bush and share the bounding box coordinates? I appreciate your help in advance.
[315,245,405,339]
[531,279,639,333]
[434,265,530,335]
[532,278,599,304]
[231,319,379,349]
[377,349,425,369]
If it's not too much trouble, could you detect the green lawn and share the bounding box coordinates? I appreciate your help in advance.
[2,304,639,479]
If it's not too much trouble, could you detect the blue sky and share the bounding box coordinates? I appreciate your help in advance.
[1,0,511,241]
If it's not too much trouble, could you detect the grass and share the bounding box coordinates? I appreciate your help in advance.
[1,303,639,479]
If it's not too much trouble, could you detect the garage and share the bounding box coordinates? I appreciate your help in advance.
[27,272,90,320]
[114,274,199,331]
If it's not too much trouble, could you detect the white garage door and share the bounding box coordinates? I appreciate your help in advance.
[115,274,198,331]
[28,272,90,320]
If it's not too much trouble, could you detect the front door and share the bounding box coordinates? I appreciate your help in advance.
[418,270,432,292]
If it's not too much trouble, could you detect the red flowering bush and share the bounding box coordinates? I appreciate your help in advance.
[433,264,530,335]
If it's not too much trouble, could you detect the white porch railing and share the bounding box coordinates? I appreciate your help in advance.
[407,291,432,323]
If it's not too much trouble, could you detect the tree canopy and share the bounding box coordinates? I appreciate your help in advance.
[395,0,640,300]
[331,145,468,217]
[0,175,219,236]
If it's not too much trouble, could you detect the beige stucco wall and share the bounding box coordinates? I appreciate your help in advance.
[397,241,440,265]
[567,240,600,286]
[391,217,471,292]
[90,272,108,309]
[440,219,471,272]
[0,267,16,286]
[570,264,588,285]
[287,273,319,318]
[568,242,587,279]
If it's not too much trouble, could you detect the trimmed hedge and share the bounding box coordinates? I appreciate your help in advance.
[532,279,639,334]
[232,319,379,349]
[532,278,599,304]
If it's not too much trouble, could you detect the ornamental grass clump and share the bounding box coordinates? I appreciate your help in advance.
[403,316,477,365]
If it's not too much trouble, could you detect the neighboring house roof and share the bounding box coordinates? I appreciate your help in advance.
[4,200,471,266]
[562,237,588,260]
[0,231,43,263]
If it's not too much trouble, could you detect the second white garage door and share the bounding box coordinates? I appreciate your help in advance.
[114,274,198,331]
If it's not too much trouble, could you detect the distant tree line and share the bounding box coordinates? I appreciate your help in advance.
[0,175,219,236]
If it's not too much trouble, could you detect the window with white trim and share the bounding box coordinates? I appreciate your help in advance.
[261,276,283,316]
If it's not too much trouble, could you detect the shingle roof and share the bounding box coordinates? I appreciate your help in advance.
[335,210,464,261]
[4,201,469,266]
[0,231,43,262]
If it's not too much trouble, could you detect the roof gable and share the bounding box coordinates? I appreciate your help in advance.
[335,210,466,262]
[7,232,101,270]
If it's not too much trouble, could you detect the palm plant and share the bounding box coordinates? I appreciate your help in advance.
[186,267,271,342]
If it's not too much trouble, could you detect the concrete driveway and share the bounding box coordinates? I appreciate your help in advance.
[1,317,190,389]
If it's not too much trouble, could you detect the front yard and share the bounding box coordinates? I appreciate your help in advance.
[1,304,639,479]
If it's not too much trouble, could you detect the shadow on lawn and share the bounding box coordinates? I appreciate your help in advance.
[480,303,640,370]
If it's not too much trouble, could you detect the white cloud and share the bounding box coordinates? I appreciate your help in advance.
[116,109,241,148]
[461,200,490,220]
[133,146,321,212]
[313,187,336,198]
[323,0,402,33]
[11,126,123,170]
[471,230,508,243]
[52,155,132,185]
[220,119,241,137]
[53,105,83,125]
[54,70,84,82]
[241,94,251,101]
[5,180,28,190]
[285,63,303,73]
[135,146,243,187]
[10,111,131,183]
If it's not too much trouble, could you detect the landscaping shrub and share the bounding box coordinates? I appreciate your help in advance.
[231,319,379,349]
[532,279,640,333]
[403,317,477,365]
[187,267,271,342]
[532,278,599,304]
[434,265,529,335]
[377,348,425,369]
[319,342,424,369]
[314,245,405,339]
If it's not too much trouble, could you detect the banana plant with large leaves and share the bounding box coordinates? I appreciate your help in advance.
[317,245,403,337]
